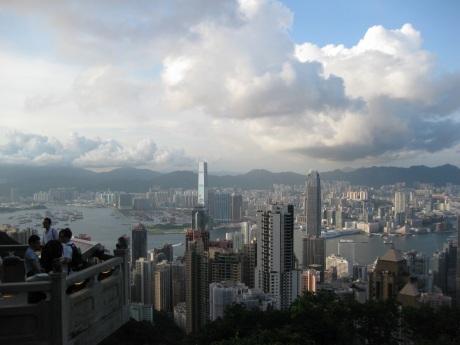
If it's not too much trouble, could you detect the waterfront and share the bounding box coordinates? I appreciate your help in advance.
[0,205,454,263]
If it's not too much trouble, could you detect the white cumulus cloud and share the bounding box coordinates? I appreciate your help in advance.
[0,130,194,169]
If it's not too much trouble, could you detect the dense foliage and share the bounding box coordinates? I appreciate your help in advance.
[101,292,460,345]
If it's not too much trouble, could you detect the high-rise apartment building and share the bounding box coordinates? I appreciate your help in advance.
[210,252,242,283]
[255,204,299,310]
[197,161,208,208]
[305,171,321,237]
[132,223,147,262]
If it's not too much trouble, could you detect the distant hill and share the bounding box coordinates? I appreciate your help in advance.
[0,164,459,195]
[320,164,460,187]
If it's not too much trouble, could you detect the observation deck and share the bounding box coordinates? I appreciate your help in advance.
[0,245,130,345]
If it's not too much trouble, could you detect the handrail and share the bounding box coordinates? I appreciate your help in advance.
[66,257,123,286]
[0,280,51,293]
[0,244,28,257]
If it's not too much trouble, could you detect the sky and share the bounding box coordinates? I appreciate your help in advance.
[0,0,459,173]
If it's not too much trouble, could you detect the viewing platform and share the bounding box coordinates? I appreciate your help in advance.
[0,244,130,345]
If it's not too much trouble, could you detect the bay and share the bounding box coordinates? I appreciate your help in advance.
[0,205,454,264]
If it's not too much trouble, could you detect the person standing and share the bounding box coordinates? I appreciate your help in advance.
[59,228,73,274]
[24,235,42,277]
[42,217,58,245]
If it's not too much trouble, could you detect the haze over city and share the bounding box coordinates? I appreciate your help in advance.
[1,0,460,172]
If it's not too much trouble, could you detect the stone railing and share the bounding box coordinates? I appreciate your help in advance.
[0,248,130,345]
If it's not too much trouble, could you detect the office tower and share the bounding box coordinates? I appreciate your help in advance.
[255,204,299,310]
[197,161,208,208]
[154,261,172,312]
[192,206,208,232]
[305,171,321,237]
[132,223,147,262]
[303,236,326,275]
[171,261,186,308]
[294,230,325,279]
[369,248,410,301]
[210,252,242,283]
[185,239,209,334]
[132,258,154,305]
[394,191,406,214]
[231,193,243,222]
[211,191,232,223]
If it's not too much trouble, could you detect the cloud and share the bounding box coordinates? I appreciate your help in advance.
[156,3,460,161]
[0,130,194,169]
[161,1,355,119]
[1,0,460,166]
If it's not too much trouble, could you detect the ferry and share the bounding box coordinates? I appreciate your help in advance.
[321,229,361,239]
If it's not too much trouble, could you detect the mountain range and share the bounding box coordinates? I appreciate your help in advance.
[0,164,459,196]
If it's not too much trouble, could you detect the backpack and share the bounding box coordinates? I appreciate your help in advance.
[70,243,83,271]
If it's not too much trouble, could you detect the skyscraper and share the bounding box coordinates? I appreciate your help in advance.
[132,223,147,262]
[132,257,154,305]
[305,171,321,237]
[255,204,299,310]
[171,261,186,308]
[197,161,208,208]
[210,191,232,223]
[394,191,406,214]
[192,206,208,232]
[301,171,325,282]
[154,261,172,312]
[231,193,243,222]
[185,239,209,334]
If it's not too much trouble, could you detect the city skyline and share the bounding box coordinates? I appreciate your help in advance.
[0,1,460,173]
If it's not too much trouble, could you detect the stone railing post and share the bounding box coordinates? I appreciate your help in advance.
[50,271,68,345]
[114,249,130,321]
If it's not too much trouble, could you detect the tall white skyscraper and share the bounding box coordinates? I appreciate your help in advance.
[197,161,208,208]
[255,204,299,310]
[394,191,406,214]
[305,170,321,237]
